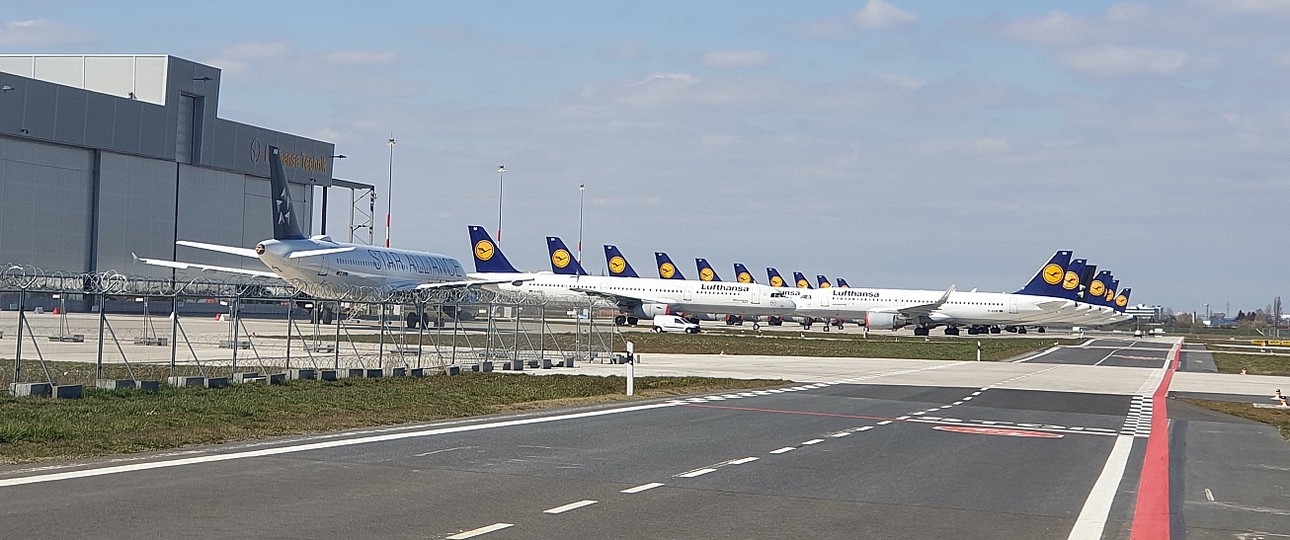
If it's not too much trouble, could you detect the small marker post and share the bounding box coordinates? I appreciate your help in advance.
[976,340,982,362]
[626,341,635,396]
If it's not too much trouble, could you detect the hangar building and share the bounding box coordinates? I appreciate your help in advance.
[0,54,339,278]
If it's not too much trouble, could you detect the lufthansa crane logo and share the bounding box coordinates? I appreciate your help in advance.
[551,248,572,269]
[1115,294,1127,307]
[1088,280,1105,297]
[737,271,752,283]
[1042,263,1064,285]
[474,240,495,261]
[1105,289,1115,302]
[608,256,626,274]
[819,281,831,288]
[255,243,266,255]
[796,278,809,288]
[770,275,784,287]
[699,267,714,281]
[1062,271,1080,290]
[660,262,676,279]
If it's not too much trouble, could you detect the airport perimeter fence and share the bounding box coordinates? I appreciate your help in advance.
[0,263,623,391]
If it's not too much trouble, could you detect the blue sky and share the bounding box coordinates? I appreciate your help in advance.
[5,0,1290,315]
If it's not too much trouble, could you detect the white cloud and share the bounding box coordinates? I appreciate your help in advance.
[1062,46,1195,76]
[1275,52,1290,66]
[1106,3,1150,21]
[852,0,919,29]
[222,41,291,59]
[0,19,95,46]
[702,50,771,68]
[325,50,397,65]
[1003,11,1087,44]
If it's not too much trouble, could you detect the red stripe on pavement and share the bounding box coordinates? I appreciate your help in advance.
[1129,340,1181,540]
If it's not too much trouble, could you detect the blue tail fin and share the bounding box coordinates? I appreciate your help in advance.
[695,258,721,281]
[546,236,588,275]
[655,252,685,280]
[1057,259,1086,300]
[1080,264,1099,293]
[1113,287,1131,313]
[1103,278,1119,306]
[816,275,832,288]
[1015,251,1073,297]
[836,277,850,288]
[733,263,756,284]
[767,267,787,288]
[792,272,812,289]
[604,245,639,278]
[1085,270,1113,305]
[468,225,519,273]
[267,146,306,240]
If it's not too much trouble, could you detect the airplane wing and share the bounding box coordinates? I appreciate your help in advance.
[133,253,278,279]
[569,286,675,307]
[413,277,533,291]
[176,240,260,258]
[896,285,956,319]
[289,247,356,259]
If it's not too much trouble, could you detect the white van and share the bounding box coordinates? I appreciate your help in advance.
[651,315,700,334]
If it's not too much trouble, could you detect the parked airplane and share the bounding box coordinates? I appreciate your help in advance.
[467,228,796,326]
[604,245,640,278]
[138,146,519,322]
[655,252,685,280]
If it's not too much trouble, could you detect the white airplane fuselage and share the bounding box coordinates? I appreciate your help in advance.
[468,271,796,316]
[256,237,466,298]
[786,287,1073,326]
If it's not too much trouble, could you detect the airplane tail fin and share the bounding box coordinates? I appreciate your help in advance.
[1114,287,1131,312]
[816,275,832,288]
[793,272,812,289]
[546,236,588,275]
[695,258,721,281]
[733,263,756,284]
[468,225,519,273]
[836,277,850,288]
[1085,270,1113,306]
[655,252,685,279]
[1015,250,1072,297]
[604,245,639,277]
[267,146,306,240]
[1058,259,1087,300]
[1103,278,1119,305]
[1080,264,1099,298]
[767,267,787,288]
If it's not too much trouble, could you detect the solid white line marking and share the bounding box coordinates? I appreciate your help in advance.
[1204,488,1214,501]
[728,457,759,465]
[448,523,514,539]
[0,401,680,488]
[1067,434,1135,540]
[621,482,664,494]
[544,500,598,514]
[802,439,824,445]
[770,447,795,454]
[1014,346,1061,363]
[677,468,717,478]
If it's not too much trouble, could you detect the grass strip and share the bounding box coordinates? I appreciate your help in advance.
[1209,352,1290,377]
[1182,398,1290,442]
[0,373,781,464]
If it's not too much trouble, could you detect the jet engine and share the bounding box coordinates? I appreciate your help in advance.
[627,303,671,319]
[863,311,907,330]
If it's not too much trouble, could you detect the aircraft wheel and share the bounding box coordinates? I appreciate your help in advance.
[627,316,639,326]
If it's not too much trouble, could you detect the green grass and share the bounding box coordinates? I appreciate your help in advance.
[1210,352,1290,376]
[0,373,782,464]
[1183,398,1290,441]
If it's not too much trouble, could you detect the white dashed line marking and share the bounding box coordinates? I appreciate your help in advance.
[728,457,760,465]
[1204,488,1215,502]
[544,500,598,514]
[877,420,893,426]
[621,482,664,494]
[677,468,718,478]
[770,447,796,454]
[448,523,514,539]
[830,432,851,438]
[801,439,824,445]
[896,416,910,420]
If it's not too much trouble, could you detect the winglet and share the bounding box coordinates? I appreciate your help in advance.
[469,226,520,273]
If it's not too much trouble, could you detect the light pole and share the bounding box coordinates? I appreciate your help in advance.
[496,164,505,243]
[385,137,396,247]
[577,184,586,266]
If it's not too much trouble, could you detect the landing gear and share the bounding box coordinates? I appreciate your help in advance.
[944,326,960,336]
[1018,326,1028,335]
[1036,326,1046,334]
[913,326,930,336]
[627,316,639,326]
[989,326,1001,334]
[406,312,419,329]
[767,316,783,326]
[614,315,627,326]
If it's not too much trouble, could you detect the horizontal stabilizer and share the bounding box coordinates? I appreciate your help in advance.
[133,253,277,278]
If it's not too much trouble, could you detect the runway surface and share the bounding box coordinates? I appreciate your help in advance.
[2,337,1287,539]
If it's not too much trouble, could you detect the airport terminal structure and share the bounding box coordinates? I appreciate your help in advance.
[0,54,340,287]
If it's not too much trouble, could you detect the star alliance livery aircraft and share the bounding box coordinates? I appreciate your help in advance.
[467,227,796,326]
[138,146,519,300]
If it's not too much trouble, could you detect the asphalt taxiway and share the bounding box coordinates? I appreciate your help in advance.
[1,337,1287,539]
